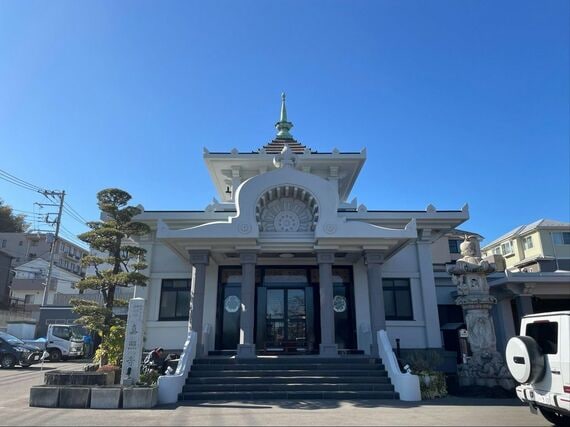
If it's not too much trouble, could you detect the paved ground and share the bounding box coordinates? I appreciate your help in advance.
[0,361,550,426]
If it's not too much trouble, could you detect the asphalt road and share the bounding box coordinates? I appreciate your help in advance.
[0,363,551,426]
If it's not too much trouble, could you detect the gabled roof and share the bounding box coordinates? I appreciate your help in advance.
[15,258,82,281]
[482,219,570,249]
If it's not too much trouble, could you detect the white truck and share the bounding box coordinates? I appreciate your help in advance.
[25,324,85,362]
[506,311,570,426]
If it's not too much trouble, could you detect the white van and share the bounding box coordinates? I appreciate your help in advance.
[506,311,570,426]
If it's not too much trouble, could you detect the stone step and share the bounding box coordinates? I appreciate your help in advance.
[183,383,395,392]
[179,390,399,400]
[191,363,385,371]
[194,357,380,365]
[186,375,392,385]
[188,369,389,378]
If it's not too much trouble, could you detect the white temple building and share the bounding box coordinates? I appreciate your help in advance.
[132,95,470,359]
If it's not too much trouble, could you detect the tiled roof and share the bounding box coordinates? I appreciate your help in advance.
[482,218,570,249]
[261,140,309,154]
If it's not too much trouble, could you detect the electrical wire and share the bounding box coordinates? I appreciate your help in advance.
[0,168,46,193]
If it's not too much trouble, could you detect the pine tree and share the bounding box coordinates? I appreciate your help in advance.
[72,188,150,365]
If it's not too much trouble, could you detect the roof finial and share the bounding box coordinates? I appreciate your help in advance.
[275,92,294,140]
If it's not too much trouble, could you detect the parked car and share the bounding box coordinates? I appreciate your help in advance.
[0,331,43,368]
[506,311,570,427]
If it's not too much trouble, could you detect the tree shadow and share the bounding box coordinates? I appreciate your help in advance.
[166,396,525,411]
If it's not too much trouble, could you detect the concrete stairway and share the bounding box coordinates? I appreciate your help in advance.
[179,356,398,400]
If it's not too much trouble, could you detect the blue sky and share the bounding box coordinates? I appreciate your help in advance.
[1,0,568,248]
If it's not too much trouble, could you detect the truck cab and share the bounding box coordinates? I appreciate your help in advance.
[26,324,85,362]
[506,311,570,426]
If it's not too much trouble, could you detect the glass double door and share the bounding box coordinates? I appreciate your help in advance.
[256,285,316,353]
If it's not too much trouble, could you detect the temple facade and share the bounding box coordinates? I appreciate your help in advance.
[133,95,469,357]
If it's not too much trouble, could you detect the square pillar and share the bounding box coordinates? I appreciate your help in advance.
[237,251,257,358]
[364,251,386,357]
[188,251,209,357]
[317,251,338,357]
[416,233,442,348]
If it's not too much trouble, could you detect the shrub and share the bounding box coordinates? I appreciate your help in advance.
[405,349,443,374]
[138,370,160,386]
[93,325,125,367]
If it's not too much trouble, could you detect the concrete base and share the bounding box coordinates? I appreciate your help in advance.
[59,387,91,408]
[122,386,158,409]
[29,386,60,408]
[319,343,339,357]
[236,344,256,358]
[90,387,122,409]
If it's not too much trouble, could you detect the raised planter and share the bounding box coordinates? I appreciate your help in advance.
[29,386,60,408]
[122,386,158,409]
[59,386,91,408]
[90,386,123,409]
[44,371,108,386]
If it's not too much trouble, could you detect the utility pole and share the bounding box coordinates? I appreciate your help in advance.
[41,190,65,307]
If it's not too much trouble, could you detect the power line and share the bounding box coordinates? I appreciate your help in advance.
[0,169,46,193]
[63,202,89,224]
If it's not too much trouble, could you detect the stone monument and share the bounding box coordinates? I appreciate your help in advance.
[121,297,146,385]
[447,236,514,389]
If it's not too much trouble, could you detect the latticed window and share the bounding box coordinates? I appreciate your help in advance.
[383,279,413,321]
[159,279,191,321]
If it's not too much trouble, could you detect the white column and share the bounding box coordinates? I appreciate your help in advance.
[317,251,338,357]
[416,232,442,348]
[365,251,386,356]
[237,251,257,358]
[188,250,209,357]
[493,297,516,353]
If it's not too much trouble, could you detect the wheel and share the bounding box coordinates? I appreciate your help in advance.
[0,354,17,369]
[505,336,545,384]
[48,349,62,362]
[539,407,570,427]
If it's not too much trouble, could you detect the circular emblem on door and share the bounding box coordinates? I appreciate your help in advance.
[333,295,347,313]
[224,295,241,313]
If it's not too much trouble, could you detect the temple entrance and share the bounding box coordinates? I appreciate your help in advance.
[256,268,317,353]
[260,287,311,352]
[215,265,356,354]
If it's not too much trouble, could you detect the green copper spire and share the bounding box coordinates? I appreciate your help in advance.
[275,92,294,140]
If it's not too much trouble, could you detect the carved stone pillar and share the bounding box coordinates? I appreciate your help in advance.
[317,251,338,357]
[188,250,209,357]
[365,251,386,356]
[237,251,257,358]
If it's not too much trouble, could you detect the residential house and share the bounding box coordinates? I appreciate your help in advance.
[0,232,88,276]
[482,219,570,354]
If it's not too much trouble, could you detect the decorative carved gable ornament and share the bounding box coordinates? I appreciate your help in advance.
[255,185,318,232]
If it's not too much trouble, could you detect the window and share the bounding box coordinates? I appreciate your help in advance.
[383,279,413,320]
[492,247,501,255]
[523,236,533,250]
[1,240,6,248]
[448,239,460,254]
[552,232,570,245]
[24,294,35,304]
[525,321,558,354]
[51,326,71,340]
[501,241,513,255]
[159,279,191,321]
